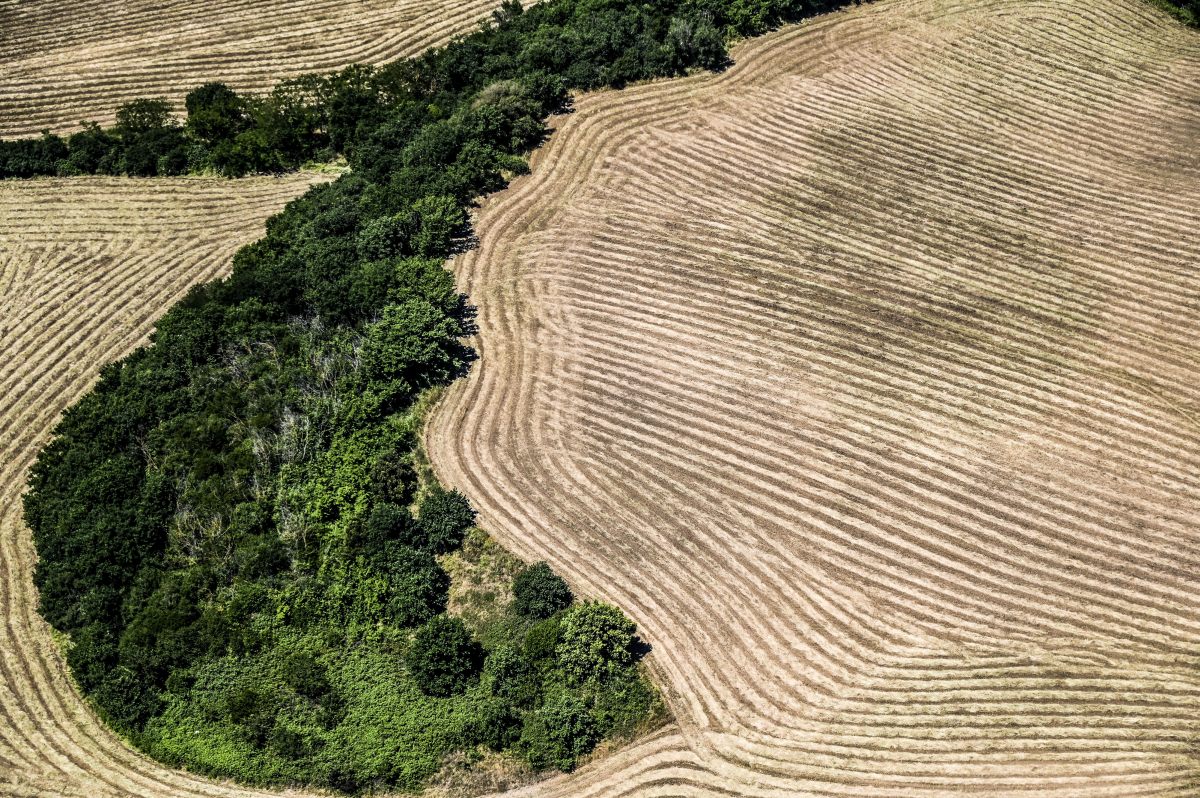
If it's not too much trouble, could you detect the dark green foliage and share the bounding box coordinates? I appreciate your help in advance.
[185,83,252,146]
[362,299,468,387]
[0,132,67,177]
[65,123,119,174]
[359,502,414,548]
[405,615,483,696]
[523,616,563,666]
[512,562,573,619]
[416,486,475,553]
[1149,0,1197,23]
[115,99,174,136]
[468,697,523,751]
[518,693,599,771]
[372,545,450,627]
[114,99,190,176]
[482,644,541,706]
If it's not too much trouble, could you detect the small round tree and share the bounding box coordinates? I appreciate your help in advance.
[405,615,483,697]
[511,562,573,620]
[416,487,475,553]
[555,602,636,685]
[380,545,449,628]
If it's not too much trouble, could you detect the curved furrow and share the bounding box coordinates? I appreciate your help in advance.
[428,0,1200,795]
[0,174,333,795]
[0,0,531,137]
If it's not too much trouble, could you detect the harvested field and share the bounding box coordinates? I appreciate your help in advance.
[0,174,326,796]
[0,0,517,138]
[427,0,1200,795]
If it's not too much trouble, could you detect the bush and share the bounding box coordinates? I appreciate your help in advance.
[0,133,68,178]
[415,486,475,554]
[405,615,483,697]
[511,561,573,619]
[482,644,540,706]
[467,697,522,750]
[522,616,562,667]
[375,544,450,627]
[518,693,599,771]
[357,502,416,551]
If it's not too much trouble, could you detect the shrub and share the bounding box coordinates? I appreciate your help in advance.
[405,615,483,696]
[522,616,562,667]
[511,561,573,619]
[482,644,540,706]
[358,502,415,550]
[467,697,522,750]
[375,544,450,627]
[518,693,599,771]
[415,486,475,554]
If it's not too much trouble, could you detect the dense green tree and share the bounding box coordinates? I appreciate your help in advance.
[512,561,573,619]
[185,82,251,145]
[405,615,483,696]
[361,299,466,387]
[115,98,175,137]
[415,486,475,553]
[409,194,465,256]
[0,132,67,177]
[377,544,450,627]
[556,602,637,685]
[66,123,118,173]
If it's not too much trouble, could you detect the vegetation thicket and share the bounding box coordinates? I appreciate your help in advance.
[15,0,862,791]
[1158,0,1199,24]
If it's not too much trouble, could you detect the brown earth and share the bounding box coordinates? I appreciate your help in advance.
[425,0,1200,795]
[0,0,519,138]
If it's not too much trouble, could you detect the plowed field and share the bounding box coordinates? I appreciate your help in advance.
[426,0,1200,794]
[0,0,518,137]
[0,174,325,797]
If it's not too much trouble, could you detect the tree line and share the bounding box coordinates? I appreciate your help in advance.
[0,0,864,179]
[19,0,858,792]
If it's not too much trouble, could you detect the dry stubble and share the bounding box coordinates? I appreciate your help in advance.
[0,0,523,138]
[427,0,1200,795]
[0,173,326,797]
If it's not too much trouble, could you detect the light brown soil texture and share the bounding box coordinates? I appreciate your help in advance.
[0,0,519,138]
[425,0,1200,795]
[0,173,327,797]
